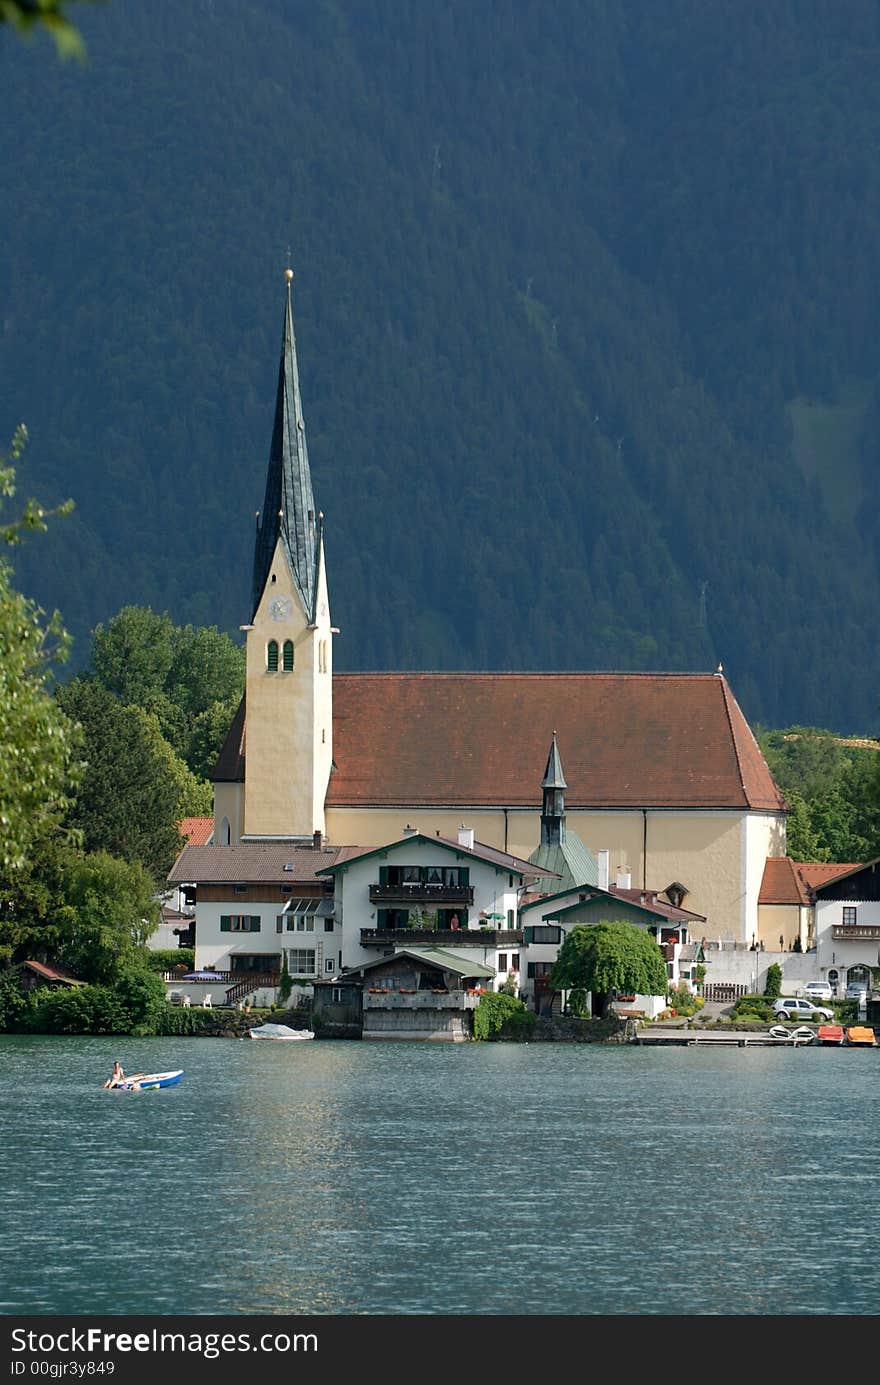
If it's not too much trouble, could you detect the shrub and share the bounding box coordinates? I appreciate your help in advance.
[666,983,704,1017]
[30,983,130,1034]
[473,991,535,1041]
[278,956,293,1005]
[145,949,194,973]
[732,993,775,1022]
[113,967,168,1035]
[763,963,782,999]
[0,972,28,1031]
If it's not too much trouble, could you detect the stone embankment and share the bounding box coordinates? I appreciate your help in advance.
[531,1015,638,1043]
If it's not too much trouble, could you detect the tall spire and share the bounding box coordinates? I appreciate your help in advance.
[252,267,318,620]
[540,731,567,846]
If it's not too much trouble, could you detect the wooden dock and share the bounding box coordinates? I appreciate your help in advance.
[636,1028,814,1047]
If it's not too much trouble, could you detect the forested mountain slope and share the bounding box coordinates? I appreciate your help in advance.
[2,0,880,730]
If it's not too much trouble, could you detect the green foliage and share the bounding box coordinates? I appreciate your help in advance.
[758,727,880,862]
[666,983,704,1016]
[731,994,775,1022]
[551,921,668,1016]
[473,991,535,1041]
[111,967,167,1035]
[57,680,190,877]
[26,982,129,1035]
[763,963,782,999]
[0,429,80,871]
[153,1004,223,1036]
[278,955,293,1004]
[87,606,244,778]
[0,0,89,59]
[0,970,28,1029]
[56,850,159,982]
[145,948,194,973]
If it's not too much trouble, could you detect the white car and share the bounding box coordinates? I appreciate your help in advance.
[773,996,834,1022]
[802,981,833,1002]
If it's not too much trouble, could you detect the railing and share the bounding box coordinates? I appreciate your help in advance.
[224,972,282,1005]
[363,990,480,1010]
[832,925,880,940]
[368,883,474,905]
[702,982,747,1001]
[360,928,522,947]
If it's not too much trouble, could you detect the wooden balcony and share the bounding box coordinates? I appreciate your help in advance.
[363,989,480,1010]
[832,925,880,940]
[368,883,474,905]
[360,927,522,948]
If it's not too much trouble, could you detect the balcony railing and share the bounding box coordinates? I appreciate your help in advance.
[360,927,522,948]
[363,990,480,1010]
[832,925,880,940]
[368,883,474,905]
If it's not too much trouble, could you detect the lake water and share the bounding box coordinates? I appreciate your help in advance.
[2,1034,878,1316]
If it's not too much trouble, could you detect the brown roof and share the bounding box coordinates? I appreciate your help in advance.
[20,959,83,986]
[167,842,362,885]
[606,886,706,923]
[178,816,214,846]
[759,857,861,905]
[213,673,785,811]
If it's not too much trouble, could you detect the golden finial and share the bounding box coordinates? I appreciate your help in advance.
[284,267,294,283]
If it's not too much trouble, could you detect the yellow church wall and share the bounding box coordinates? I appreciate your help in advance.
[323,804,786,941]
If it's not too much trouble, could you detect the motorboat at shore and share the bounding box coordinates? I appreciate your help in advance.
[247,1023,314,1040]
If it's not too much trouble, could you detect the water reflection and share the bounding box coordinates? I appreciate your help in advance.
[1,1035,878,1314]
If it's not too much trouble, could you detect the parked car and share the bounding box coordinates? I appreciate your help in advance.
[772,996,834,1022]
[802,981,833,1002]
[845,982,868,1001]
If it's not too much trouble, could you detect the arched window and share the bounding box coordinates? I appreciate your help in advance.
[219,816,231,845]
[282,640,294,671]
[267,640,279,672]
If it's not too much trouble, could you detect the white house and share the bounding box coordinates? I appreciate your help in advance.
[317,825,559,989]
[813,859,880,998]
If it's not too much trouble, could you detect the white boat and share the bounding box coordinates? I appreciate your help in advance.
[247,1023,314,1040]
[112,1070,184,1090]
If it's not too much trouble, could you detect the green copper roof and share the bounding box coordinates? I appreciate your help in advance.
[541,731,567,789]
[528,833,598,892]
[252,276,319,620]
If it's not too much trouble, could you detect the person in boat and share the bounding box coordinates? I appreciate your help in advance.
[103,1060,125,1088]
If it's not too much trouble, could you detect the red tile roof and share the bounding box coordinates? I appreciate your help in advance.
[20,959,83,985]
[214,673,786,812]
[178,817,214,846]
[759,857,860,904]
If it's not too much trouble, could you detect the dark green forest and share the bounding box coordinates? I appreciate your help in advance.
[3,0,880,730]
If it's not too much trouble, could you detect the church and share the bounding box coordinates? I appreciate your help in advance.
[208,271,788,947]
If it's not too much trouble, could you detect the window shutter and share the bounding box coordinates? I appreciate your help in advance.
[379,866,387,885]
[523,927,532,944]
[249,916,261,933]
[220,916,231,933]
[276,916,283,934]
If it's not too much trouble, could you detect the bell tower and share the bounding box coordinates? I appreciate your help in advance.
[242,268,334,841]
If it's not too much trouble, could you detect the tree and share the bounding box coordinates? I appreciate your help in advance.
[56,679,191,878]
[550,921,668,1018]
[0,427,80,870]
[57,849,158,983]
[0,1,90,60]
[87,605,244,776]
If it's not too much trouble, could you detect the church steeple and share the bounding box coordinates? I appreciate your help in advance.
[252,268,318,621]
[540,731,567,846]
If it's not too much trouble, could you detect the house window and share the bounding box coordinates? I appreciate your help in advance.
[325,957,335,973]
[524,925,562,944]
[511,953,520,971]
[286,949,316,974]
[527,962,554,979]
[842,906,858,926]
[233,883,247,896]
[220,915,261,933]
[282,640,294,671]
[324,919,335,933]
[267,640,279,672]
[498,953,508,971]
[507,909,515,929]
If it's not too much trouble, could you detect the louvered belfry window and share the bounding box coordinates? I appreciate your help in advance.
[283,640,294,671]
[267,640,279,671]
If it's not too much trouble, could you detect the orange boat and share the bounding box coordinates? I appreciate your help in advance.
[816,1023,844,1045]
[845,1026,877,1047]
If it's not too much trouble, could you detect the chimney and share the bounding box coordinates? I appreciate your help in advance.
[312,829,322,850]
[458,824,475,850]
[616,867,632,889]
[597,849,610,891]
[402,824,418,837]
